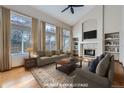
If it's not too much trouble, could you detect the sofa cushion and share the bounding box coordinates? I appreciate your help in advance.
[88,57,99,73]
[96,53,111,77]
[52,55,59,57]
[55,50,60,55]
[45,51,52,57]
[40,56,50,60]
[36,51,45,57]
[51,50,56,55]
[59,54,66,57]
[60,50,64,54]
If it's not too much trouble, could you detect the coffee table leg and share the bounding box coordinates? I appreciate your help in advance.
[56,63,57,69]
[80,61,82,68]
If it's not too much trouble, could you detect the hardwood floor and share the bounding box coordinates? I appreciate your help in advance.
[0,62,124,88]
[0,67,40,88]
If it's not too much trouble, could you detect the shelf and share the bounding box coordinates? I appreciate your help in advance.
[105,38,119,41]
[73,48,78,49]
[73,38,78,41]
[74,49,78,50]
[105,51,119,54]
[80,41,98,44]
[105,45,119,47]
[73,49,78,51]
[73,37,79,55]
[104,32,119,60]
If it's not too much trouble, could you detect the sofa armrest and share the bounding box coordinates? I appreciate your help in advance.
[74,68,110,87]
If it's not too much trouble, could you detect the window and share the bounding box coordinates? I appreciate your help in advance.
[45,23,56,51]
[10,11,32,54]
[63,29,71,52]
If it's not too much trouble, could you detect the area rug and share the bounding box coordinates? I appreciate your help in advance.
[31,63,74,88]
[31,62,88,88]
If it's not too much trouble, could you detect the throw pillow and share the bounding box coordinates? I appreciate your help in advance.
[55,50,60,55]
[88,57,99,73]
[96,53,111,77]
[36,51,45,57]
[45,51,52,57]
[51,50,56,55]
[98,52,106,61]
[49,51,52,57]
[60,50,63,54]
[60,50,65,54]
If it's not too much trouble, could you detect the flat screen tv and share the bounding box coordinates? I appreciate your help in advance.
[83,30,97,39]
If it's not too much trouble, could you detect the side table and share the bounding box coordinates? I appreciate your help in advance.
[24,57,37,70]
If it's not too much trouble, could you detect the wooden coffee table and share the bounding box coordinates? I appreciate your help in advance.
[56,58,70,69]
[56,58,82,75]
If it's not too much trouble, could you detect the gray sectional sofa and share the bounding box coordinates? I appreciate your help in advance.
[73,53,114,88]
[36,50,68,67]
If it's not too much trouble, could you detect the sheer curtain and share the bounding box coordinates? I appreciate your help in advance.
[41,21,46,51]
[0,7,11,71]
[63,29,71,52]
[70,30,73,52]
[32,18,38,52]
[56,26,60,50]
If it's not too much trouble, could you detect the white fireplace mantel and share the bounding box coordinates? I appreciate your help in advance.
[79,40,98,57]
[80,41,98,44]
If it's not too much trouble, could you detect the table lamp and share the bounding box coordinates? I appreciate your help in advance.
[26,48,33,58]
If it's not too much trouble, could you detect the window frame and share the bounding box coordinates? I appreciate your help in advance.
[63,29,71,52]
[10,11,32,55]
[45,23,57,51]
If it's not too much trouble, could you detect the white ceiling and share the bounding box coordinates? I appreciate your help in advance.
[31,5,95,26]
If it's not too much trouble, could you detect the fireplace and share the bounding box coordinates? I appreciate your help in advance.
[84,49,95,57]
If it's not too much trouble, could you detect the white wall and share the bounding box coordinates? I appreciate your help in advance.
[73,6,103,57]
[0,7,3,66]
[82,19,97,42]
[120,6,124,66]
[83,19,97,32]
[104,6,121,34]
[104,5,122,62]
[11,54,28,67]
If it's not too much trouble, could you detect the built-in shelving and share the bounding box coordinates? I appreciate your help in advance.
[73,37,79,56]
[104,32,119,60]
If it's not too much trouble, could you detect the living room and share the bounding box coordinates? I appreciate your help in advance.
[0,5,124,88]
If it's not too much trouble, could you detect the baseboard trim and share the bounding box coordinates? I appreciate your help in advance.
[11,65,24,70]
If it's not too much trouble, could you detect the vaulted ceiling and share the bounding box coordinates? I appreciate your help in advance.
[31,5,95,26]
